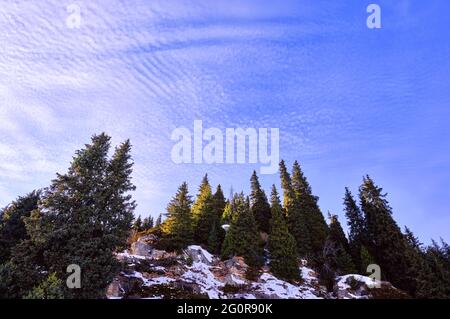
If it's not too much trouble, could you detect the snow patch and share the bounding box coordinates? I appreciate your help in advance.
[187,245,214,263]
[253,273,321,299]
[181,262,224,299]
[336,274,380,290]
[117,251,147,260]
[124,271,175,287]
[301,266,317,284]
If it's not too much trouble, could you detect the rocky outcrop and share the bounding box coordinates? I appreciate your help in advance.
[184,245,214,265]
[107,235,405,300]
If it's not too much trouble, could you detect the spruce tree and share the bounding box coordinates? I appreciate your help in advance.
[221,202,234,225]
[142,216,154,230]
[327,214,355,274]
[401,227,438,298]
[250,171,271,233]
[221,193,263,267]
[209,185,226,253]
[133,215,143,232]
[279,160,311,258]
[155,214,162,227]
[343,187,366,273]
[291,161,328,265]
[207,219,220,254]
[213,185,226,220]
[359,175,417,295]
[192,174,215,245]
[5,134,136,299]
[164,182,194,250]
[268,185,299,282]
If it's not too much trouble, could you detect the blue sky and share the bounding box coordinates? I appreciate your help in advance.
[0,1,449,244]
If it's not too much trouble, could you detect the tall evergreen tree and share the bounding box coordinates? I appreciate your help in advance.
[320,215,355,291]
[250,171,271,233]
[209,185,226,253]
[268,185,299,282]
[359,175,418,295]
[291,161,328,264]
[155,214,162,227]
[343,187,367,273]
[213,185,226,220]
[163,182,194,250]
[132,215,143,232]
[221,193,263,267]
[327,214,355,273]
[221,202,234,225]
[279,160,311,258]
[191,175,215,245]
[401,227,438,298]
[142,216,154,230]
[3,134,136,299]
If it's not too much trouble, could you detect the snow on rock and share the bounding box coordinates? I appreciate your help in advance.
[117,251,148,261]
[301,266,319,285]
[124,271,176,287]
[337,274,380,290]
[334,274,380,299]
[252,273,322,299]
[181,262,225,299]
[130,241,152,257]
[185,245,214,265]
[224,274,247,286]
[110,234,406,299]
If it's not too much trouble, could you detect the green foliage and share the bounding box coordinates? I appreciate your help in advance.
[207,219,220,253]
[343,188,366,273]
[221,194,242,225]
[212,185,226,221]
[359,176,420,296]
[142,216,154,231]
[163,182,194,251]
[415,239,450,298]
[0,229,47,299]
[133,215,143,231]
[291,161,328,265]
[2,134,135,299]
[221,193,263,267]
[155,214,162,227]
[359,245,375,274]
[268,185,300,282]
[209,185,226,253]
[250,171,271,233]
[192,175,215,245]
[0,191,40,264]
[279,160,311,258]
[24,273,64,299]
[324,215,355,274]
